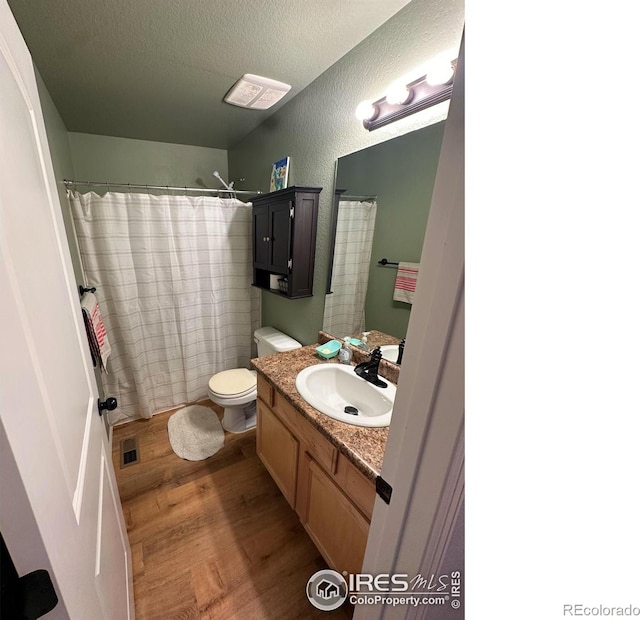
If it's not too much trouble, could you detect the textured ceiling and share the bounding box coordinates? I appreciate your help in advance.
[8,0,413,149]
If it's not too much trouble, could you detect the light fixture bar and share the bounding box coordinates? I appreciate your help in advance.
[362,59,457,131]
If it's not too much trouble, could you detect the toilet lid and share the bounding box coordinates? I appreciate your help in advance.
[208,368,257,397]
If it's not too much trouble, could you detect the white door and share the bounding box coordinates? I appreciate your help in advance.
[0,2,133,618]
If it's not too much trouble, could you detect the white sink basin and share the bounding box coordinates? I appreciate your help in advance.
[295,363,396,427]
[379,344,400,363]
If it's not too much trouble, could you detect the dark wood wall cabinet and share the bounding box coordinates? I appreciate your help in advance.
[252,186,321,299]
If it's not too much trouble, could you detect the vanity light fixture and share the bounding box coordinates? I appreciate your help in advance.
[356,57,457,131]
[224,74,292,110]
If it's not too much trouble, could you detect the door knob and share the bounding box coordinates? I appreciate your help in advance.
[97,397,118,416]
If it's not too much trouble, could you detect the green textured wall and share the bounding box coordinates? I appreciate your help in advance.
[35,69,81,281]
[334,121,445,339]
[228,0,464,345]
[35,70,109,400]
[68,132,228,191]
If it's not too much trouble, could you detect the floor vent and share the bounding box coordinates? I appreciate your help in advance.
[120,437,139,468]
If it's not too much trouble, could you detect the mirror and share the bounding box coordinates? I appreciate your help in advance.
[322,121,447,361]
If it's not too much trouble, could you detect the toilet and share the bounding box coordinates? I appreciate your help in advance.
[208,327,302,433]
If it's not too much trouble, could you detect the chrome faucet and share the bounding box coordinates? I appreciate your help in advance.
[354,346,388,388]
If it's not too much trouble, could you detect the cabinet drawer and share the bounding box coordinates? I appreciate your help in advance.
[273,389,337,475]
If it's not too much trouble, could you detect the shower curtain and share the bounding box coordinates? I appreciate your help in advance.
[323,199,377,337]
[69,191,260,424]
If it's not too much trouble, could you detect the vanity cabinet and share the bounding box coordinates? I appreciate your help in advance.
[256,375,375,575]
[251,186,321,299]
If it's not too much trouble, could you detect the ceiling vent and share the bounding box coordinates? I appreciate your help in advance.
[224,74,292,110]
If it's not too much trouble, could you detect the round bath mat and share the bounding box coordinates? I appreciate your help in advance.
[167,405,225,461]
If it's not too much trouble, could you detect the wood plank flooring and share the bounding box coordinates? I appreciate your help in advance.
[112,401,353,620]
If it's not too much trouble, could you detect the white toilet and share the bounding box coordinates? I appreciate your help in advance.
[207,327,302,433]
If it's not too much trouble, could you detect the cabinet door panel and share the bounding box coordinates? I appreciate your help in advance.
[253,205,270,269]
[256,400,298,508]
[269,200,292,273]
[303,458,369,575]
[288,191,318,297]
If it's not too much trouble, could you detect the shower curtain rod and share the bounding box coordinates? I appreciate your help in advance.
[63,179,262,196]
[340,194,377,201]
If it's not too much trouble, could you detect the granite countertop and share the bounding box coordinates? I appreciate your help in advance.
[251,344,391,481]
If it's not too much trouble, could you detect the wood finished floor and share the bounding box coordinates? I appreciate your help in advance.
[112,402,353,620]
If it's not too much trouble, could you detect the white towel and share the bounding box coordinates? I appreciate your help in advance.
[80,292,111,371]
[393,262,420,304]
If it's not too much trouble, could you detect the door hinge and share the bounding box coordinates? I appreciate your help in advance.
[375,475,393,504]
[290,204,294,218]
[287,258,293,271]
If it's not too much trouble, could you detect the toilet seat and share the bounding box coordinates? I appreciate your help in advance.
[208,368,257,398]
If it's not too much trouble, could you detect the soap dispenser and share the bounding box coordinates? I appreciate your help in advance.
[338,337,353,364]
[361,331,371,352]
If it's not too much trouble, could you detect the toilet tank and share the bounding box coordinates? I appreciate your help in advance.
[254,327,302,357]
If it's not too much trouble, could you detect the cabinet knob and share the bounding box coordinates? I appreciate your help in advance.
[265,236,270,242]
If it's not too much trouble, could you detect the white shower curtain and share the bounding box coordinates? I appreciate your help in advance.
[69,191,260,424]
[323,199,377,337]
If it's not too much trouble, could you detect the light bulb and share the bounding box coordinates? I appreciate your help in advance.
[425,54,455,86]
[355,100,377,121]
[385,80,412,105]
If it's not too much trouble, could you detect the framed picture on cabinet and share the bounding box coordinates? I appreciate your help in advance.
[270,157,290,192]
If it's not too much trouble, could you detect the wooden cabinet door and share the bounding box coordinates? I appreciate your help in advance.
[302,458,369,576]
[256,400,298,508]
[268,199,292,274]
[288,190,318,297]
[253,204,270,269]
